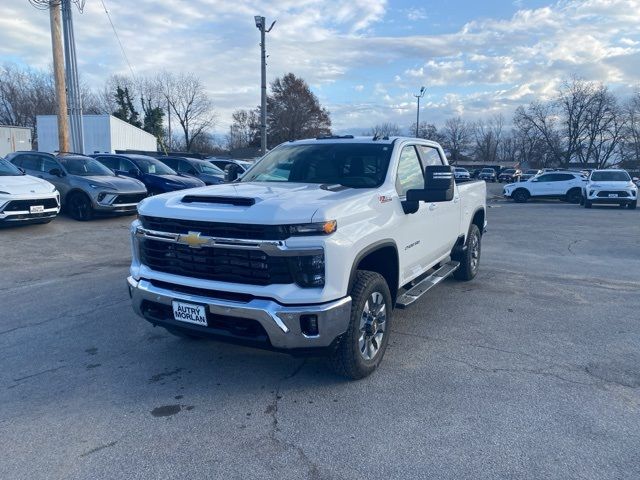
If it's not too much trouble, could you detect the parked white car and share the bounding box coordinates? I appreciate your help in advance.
[582,169,637,209]
[454,167,471,180]
[0,158,60,224]
[503,171,585,203]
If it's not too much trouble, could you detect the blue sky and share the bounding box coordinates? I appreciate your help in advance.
[2,0,639,136]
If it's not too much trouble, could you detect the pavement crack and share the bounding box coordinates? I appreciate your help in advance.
[12,365,67,383]
[80,441,118,458]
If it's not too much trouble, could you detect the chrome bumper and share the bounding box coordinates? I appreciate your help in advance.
[127,277,352,349]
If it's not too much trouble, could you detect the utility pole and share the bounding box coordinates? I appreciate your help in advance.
[61,0,84,154]
[49,1,70,153]
[413,86,426,138]
[167,98,171,151]
[255,16,275,156]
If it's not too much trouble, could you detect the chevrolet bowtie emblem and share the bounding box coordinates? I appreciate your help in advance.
[179,231,209,248]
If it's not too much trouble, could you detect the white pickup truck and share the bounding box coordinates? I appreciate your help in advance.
[127,136,487,378]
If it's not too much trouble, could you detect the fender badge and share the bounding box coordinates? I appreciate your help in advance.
[378,195,392,204]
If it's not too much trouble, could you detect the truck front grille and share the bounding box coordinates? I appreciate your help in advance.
[3,198,58,212]
[139,238,294,285]
[139,216,290,240]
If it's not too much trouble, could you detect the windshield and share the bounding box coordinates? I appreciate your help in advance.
[59,156,115,176]
[241,143,393,188]
[455,168,467,172]
[502,169,515,174]
[481,168,494,173]
[590,171,631,182]
[196,161,224,176]
[0,158,23,176]
[133,156,176,175]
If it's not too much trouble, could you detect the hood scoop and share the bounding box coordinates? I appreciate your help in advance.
[181,195,255,206]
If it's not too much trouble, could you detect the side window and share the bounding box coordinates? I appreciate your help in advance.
[535,174,550,183]
[119,158,136,172]
[559,174,575,181]
[96,156,117,170]
[162,158,178,170]
[417,145,444,166]
[395,146,424,197]
[20,155,42,171]
[42,157,59,173]
[179,160,194,173]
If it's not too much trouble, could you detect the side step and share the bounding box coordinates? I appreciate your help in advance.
[395,261,460,309]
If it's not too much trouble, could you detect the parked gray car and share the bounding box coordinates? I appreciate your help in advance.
[8,152,147,221]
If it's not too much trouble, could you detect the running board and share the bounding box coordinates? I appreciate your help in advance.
[395,261,460,309]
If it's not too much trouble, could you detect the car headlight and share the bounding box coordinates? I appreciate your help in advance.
[287,220,337,236]
[590,184,602,189]
[291,253,325,288]
[89,183,105,189]
[0,191,9,195]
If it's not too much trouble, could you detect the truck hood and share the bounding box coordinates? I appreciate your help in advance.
[137,181,374,224]
[0,174,55,195]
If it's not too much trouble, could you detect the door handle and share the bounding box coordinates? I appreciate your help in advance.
[453,196,460,204]
[429,203,437,211]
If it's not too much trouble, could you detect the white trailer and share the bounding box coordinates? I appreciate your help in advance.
[0,126,32,157]
[36,114,157,154]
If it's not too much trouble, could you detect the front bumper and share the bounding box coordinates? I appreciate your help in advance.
[586,189,637,204]
[127,276,352,351]
[0,194,60,223]
[92,191,147,214]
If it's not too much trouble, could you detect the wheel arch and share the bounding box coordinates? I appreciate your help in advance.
[63,188,91,207]
[349,240,399,304]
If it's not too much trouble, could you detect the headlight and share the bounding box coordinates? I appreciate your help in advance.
[0,191,9,195]
[590,184,602,189]
[50,185,57,193]
[291,253,325,288]
[287,220,337,236]
[89,183,105,189]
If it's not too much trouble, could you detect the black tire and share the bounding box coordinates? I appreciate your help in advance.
[584,199,592,209]
[329,271,392,380]
[453,223,481,281]
[629,200,637,210]
[512,189,529,203]
[566,188,582,204]
[66,192,93,221]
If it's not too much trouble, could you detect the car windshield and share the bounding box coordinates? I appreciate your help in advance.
[241,143,393,188]
[591,171,631,182]
[481,168,493,173]
[455,168,467,172]
[133,156,176,175]
[0,158,23,176]
[58,156,115,176]
[196,161,224,176]
[502,169,515,174]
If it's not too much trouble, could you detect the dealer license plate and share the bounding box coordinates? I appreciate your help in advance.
[30,205,44,213]
[172,301,207,326]
[608,193,618,198]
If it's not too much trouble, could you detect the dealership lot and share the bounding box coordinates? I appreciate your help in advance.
[1,183,639,479]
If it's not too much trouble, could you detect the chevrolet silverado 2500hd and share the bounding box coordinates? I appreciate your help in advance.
[127,136,487,379]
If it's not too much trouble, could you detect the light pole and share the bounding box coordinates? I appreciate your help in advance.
[255,15,276,156]
[413,86,426,138]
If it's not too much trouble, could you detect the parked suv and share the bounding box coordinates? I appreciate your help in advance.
[9,152,148,220]
[503,171,585,203]
[93,154,205,195]
[0,157,60,225]
[582,169,637,209]
[498,168,521,183]
[478,168,497,182]
[156,156,225,185]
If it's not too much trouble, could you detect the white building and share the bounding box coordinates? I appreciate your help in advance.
[36,114,157,154]
[0,125,32,157]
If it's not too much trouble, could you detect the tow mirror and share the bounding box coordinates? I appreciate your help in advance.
[403,166,455,214]
[49,168,64,177]
[225,164,241,182]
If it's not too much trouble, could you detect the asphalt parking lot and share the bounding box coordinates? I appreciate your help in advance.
[1,182,639,479]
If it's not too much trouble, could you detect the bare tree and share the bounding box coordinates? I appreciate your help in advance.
[621,91,640,168]
[441,117,471,164]
[158,72,216,152]
[365,122,401,137]
[227,109,260,150]
[473,114,504,163]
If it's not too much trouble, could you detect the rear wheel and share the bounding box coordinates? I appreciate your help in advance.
[512,189,529,203]
[66,192,93,221]
[329,271,392,380]
[453,224,481,281]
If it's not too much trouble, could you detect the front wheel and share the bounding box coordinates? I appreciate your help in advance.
[454,223,481,281]
[566,189,582,204]
[513,189,529,203]
[629,200,637,210]
[329,271,392,380]
[584,199,592,209]
[66,192,93,221]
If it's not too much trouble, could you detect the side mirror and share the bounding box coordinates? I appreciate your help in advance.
[225,164,241,182]
[187,168,198,175]
[128,168,141,176]
[49,168,64,177]
[633,177,639,182]
[405,165,455,209]
[18,167,26,174]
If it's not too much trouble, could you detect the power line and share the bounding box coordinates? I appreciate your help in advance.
[99,0,136,79]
